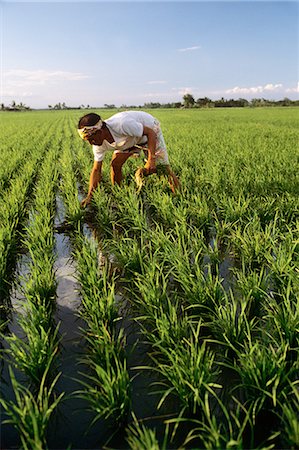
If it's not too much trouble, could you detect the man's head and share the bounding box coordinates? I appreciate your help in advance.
[77,113,104,144]
[78,113,101,130]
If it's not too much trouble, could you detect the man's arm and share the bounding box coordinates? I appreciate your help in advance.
[81,160,102,207]
[142,126,157,174]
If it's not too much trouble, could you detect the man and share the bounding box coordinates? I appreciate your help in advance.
[77,111,180,206]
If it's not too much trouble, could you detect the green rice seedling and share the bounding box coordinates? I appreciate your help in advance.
[206,291,256,358]
[126,416,169,450]
[82,323,126,370]
[24,258,57,308]
[21,296,56,333]
[215,192,253,225]
[204,235,222,276]
[76,349,131,429]
[232,339,293,416]
[264,285,299,363]
[134,275,191,351]
[150,222,205,276]
[59,143,85,225]
[184,193,211,232]
[175,391,254,449]
[106,231,151,278]
[132,260,172,319]
[231,215,278,271]
[212,213,236,248]
[92,187,115,236]
[146,191,184,230]
[75,238,118,330]
[152,323,221,416]
[151,298,191,351]
[280,381,299,449]
[0,226,16,302]
[265,232,298,296]
[110,184,149,235]
[0,367,64,450]
[4,321,60,387]
[234,266,269,319]
[148,227,223,314]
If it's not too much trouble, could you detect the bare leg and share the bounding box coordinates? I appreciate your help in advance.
[110,152,134,185]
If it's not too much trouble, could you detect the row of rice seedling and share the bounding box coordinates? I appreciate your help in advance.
[0,118,62,316]
[59,123,84,226]
[1,134,63,450]
[58,127,131,444]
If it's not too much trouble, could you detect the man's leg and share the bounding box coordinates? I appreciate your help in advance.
[110,151,134,185]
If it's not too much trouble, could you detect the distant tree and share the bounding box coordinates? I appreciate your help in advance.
[143,102,162,109]
[183,94,195,108]
[281,97,291,106]
[196,97,212,107]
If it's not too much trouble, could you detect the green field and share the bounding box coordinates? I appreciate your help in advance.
[0,107,298,449]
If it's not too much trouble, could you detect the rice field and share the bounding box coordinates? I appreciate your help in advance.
[0,107,298,449]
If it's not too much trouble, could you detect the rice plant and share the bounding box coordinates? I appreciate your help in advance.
[232,339,293,415]
[174,392,255,449]
[264,285,299,363]
[126,416,169,450]
[75,237,118,331]
[4,322,60,387]
[0,367,64,450]
[206,291,256,357]
[280,381,299,449]
[76,346,131,428]
[152,323,220,416]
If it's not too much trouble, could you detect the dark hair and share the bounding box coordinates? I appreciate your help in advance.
[78,113,101,129]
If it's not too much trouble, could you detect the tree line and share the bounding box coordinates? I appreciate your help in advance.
[1,95,298,112]
[154,94,299,109]
[1,101,31,111]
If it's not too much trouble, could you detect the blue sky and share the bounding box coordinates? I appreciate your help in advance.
[1,1,298,108]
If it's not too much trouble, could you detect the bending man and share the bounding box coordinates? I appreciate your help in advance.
[77,110,180,206]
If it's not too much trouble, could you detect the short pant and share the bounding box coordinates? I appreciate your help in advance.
[113,119,170,166]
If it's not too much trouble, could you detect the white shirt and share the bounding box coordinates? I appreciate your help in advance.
[93,111,156,162]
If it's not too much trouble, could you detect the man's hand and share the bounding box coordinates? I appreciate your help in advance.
[81,195,92,208]
[144,158,156,175]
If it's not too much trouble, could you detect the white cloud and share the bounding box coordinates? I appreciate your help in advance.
[286,82,299,93]
[177,87,194,96]
[178,46,201,52]
[4,69,90,88]
[226,83,283,95]
[143,92,174,99]
[1,69,91,106]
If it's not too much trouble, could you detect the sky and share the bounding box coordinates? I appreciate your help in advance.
[0,1,298,108]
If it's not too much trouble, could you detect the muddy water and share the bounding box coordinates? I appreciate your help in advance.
[47,231,111,449]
